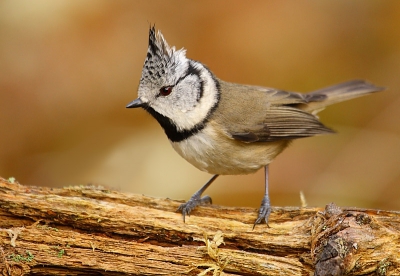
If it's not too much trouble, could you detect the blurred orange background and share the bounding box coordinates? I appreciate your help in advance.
[1,1,399,211]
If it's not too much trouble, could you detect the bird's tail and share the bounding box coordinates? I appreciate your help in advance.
[299,80,384,114]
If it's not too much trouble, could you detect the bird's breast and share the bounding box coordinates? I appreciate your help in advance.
[170,121,289,175]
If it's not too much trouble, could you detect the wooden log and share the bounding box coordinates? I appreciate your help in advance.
[0,177,399,275]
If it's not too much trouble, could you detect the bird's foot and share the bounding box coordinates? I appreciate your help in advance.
[253,195,271,229]
[177,195,212,222]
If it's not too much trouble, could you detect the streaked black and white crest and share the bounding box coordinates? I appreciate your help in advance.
[135,26,220,142]
[140,27,188,86]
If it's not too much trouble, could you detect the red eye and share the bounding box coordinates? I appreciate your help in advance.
[160,86,173,96]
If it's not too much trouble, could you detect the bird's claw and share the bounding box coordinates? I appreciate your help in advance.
[253,196,271,229]
[253,206,271,229]
[177,195,212,222]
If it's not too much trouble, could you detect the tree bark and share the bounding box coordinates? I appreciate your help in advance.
[0,177,399,276]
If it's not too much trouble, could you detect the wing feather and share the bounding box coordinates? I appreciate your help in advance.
[230,106,334,143]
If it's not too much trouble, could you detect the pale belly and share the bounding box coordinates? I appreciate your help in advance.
[170,124,289,175]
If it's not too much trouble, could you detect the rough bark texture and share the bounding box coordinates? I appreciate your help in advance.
[0,177,399,275]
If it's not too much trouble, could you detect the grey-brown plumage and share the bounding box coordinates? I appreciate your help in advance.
[126,26,384,227]
[217,79,380,143]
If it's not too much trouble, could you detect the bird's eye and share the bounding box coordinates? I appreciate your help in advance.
[159,86,173,96]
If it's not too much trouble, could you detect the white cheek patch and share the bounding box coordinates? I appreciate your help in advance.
[170,64,218,130]
[173,74,201,112]
[149,62,219,132]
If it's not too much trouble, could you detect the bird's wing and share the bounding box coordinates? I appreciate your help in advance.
[229,105,334,143]
[216,84,334,143]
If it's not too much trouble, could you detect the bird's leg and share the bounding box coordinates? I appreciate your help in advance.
[177,174,219,222]
[254,165,271,228]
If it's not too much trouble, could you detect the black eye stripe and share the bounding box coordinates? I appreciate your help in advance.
[175,62,201,86]
[172,62,204,102]
[175,74,190,86]
[155,62,205,99]
[156,62,202,98]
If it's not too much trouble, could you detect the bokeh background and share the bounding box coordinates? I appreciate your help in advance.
[1,1,399,211]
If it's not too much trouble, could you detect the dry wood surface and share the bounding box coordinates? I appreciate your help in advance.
[0,177,399,275]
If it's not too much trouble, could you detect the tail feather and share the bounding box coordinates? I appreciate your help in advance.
[300,80,384,114]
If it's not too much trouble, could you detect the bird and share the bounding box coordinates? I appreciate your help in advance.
[126,26,384,227]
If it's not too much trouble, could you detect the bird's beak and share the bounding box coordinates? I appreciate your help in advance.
[126,98,145,108]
